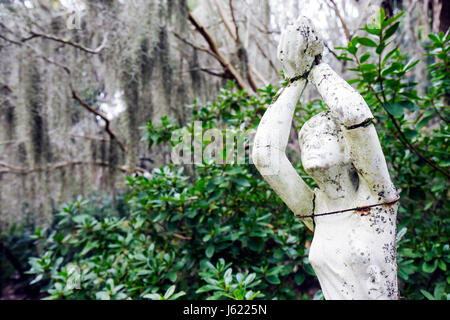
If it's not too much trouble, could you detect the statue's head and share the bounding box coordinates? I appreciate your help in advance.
[277,16,324,79]
[298,111,350,176]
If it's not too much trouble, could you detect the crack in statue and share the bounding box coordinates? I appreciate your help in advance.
[252,16,399,300]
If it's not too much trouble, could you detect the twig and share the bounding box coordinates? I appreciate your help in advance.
[228,0,258,92]
[172,233,192,240]
[328,0,351,42]
[379,28,449,179]
[154,221,192,240]
[324,42,339,60]
[430,98,449,123]
[213,0,237,41]
[0,33,22,46]
[249,65,269,87]
[70,87,126,153]
[383,107,450,179]
[199,68,227,78]
[249,21,281,36]
[23,30,108,54]
[254,40,279,75]
[0,140,18,146]
[0,160,147,175]
[228,0,240,43]
[173,32,219,60]
[188,11,249,93]
[68,134,109,142]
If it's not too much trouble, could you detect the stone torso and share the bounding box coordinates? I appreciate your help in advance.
[308,184,398,300]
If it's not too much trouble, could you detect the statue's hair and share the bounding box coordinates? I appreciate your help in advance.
[299,111,341,142]
[298,111,350,162]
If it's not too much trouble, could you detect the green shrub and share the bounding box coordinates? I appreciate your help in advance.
[27,84,321,300]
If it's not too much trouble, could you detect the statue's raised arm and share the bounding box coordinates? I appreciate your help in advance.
[308,63,397,202]
[252,17,324,231]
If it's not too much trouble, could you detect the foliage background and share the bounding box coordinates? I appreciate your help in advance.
[0,1,448,300]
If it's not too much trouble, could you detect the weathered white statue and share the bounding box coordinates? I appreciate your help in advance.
[252,17,400,300]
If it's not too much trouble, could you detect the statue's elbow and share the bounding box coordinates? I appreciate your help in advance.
[342,98,374,127]
[252,146,282,175]
[252,147,270,170]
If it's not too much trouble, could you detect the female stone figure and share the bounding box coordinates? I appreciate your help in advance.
[252,17,399,300]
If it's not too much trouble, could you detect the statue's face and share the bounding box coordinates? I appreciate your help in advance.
[298,112,347,173]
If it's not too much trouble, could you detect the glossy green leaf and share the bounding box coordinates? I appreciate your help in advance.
[421,289,436,300]
[404,59,420,72]
[438,260,447,272]
[404,129,418,140]
[359,53,371,63]
[384,22,400,40]
[385,11,405,26]
[384,103,404,117]
[357,37,378,47]
[433,282,445,299]
[378,8,386,27]
[248,237,264,252]
[422,260,438,273]
[164,285,176,299]
[360,63,377,71]
[363,23,381,35]
[167,271,177,282]
[295,273,305,286]
[206,245,215,258]
[399,101,418,111]
[428,34,440,43]
[348,45,358,55]
[266,275,280,285]
[376,42,386,54]
[231,177,250,187]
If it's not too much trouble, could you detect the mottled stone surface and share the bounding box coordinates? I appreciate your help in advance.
[253,16,399,300]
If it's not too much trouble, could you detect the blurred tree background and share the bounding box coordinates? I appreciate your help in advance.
[0,0,448,300]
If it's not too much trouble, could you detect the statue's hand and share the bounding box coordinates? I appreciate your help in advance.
[277,16,323,80]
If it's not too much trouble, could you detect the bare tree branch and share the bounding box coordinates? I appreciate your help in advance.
[328,0,352,42]
[324,41,340,60]
[228,0,240,43]
[432,0,442,33]
[254,40,279,75]
[68,134,110,142]
[0,32,126,153]
[0,33,22,46]
[228,0,258,92]
[70,87,126,153]
[187,11,250,93]
[173,32,219,60]
[199,68,227,78]
[0,160,148,175]
[0,140,19,146]
[23,30,108,54]
[213,0,238,41]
